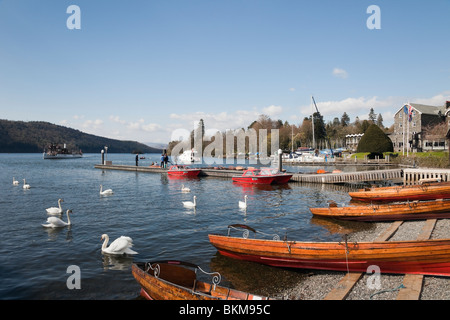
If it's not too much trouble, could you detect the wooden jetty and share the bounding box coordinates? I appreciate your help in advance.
[323,219,438,300]
[94,164,450,186]
[94,163,240,178]
[94,163,404,184]
[290,168,403,184]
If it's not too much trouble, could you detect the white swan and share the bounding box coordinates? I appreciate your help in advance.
[100,185,113,195]
[42,209,73,228]
[46,198,64,215]
[181,185,191,193]
[22,179,30,189]
[182,195,197,208]
[13,177,19,185]
[101,234,138,255]
[239,195,248,209]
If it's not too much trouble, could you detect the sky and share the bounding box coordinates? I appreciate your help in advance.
[0,0,449,145]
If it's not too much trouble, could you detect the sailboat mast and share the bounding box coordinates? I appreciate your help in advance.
[311,96,315,149]
[311,96,334,156]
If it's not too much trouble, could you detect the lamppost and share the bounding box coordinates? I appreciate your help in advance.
[104,146,108,164]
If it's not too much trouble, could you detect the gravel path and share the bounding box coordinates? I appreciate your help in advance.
[282,219,450,300]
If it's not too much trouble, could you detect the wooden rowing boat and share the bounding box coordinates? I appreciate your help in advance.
[208,225,450,276]
[309,199,450,221]
[348,181,450,202]
[132,260,274,300]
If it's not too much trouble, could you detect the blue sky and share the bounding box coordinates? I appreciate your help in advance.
[1,0,449,144]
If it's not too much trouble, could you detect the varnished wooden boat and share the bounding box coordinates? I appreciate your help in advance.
[348,181,450,202]
[310,199,450,221]
[132,260,274,300]
[208,225,450,276]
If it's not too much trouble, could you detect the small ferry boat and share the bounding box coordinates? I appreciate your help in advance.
[232,167,292,184]
[43,143,82,159]
[167,165,201,177]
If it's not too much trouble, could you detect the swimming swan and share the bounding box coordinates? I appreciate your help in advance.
[239,195,248,209]
[182,195,197,208]
[181,185,191,193]
[22,179,30,189]
[13,177,19,185]
[46,198,64,215]
[42,209,73,228]
[101,234,138,255]
[100,185,113,195]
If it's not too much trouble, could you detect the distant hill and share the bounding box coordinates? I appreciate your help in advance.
[0,119,163,154]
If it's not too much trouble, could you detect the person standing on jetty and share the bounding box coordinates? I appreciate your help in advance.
[164,153,169,168]
[160,153,165,168]
[135,154,139,166]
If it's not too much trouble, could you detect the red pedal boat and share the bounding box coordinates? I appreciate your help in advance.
[232,167,292,185]
[167,165,201,177]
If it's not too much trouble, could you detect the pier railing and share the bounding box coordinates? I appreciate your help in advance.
[403,168,450,185]
[290,169,403,184]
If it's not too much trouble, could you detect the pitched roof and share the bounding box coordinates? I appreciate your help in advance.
[395,103,444,116]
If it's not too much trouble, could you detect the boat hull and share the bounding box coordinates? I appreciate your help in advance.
[310,199,450,222]
[167,165,201,177]
[131,261,272,300]
[349,182,450,202]
[271,174,293,184]
[208,234,450,276]
[167,170,201,177]
[232,176,276,184]
[43,153,82,159]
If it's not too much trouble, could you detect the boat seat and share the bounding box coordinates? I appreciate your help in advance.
[157,263,197,288]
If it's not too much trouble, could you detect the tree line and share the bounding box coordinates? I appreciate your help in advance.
[0,119,162,153]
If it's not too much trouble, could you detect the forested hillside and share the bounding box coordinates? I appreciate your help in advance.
[0,120,162,153]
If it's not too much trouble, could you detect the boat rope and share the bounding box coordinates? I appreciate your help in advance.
[343,236,350,274]
[369,283,406,300]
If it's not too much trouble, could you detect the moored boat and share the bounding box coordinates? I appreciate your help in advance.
[208,224,450,276]
[259,167,293,184]
[131,260,274,300]
[232,167,292,184]
[310,199,450,222]
[167,165,201,177]
[348,181,450,202]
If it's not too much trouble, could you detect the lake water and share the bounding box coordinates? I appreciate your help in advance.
[0,153,375,300]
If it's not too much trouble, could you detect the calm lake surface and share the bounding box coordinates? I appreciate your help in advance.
[0,153,379,300]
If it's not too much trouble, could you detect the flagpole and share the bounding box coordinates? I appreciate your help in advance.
[311,96,315,150]
[402,104,405,156]
[407,113,409,157]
